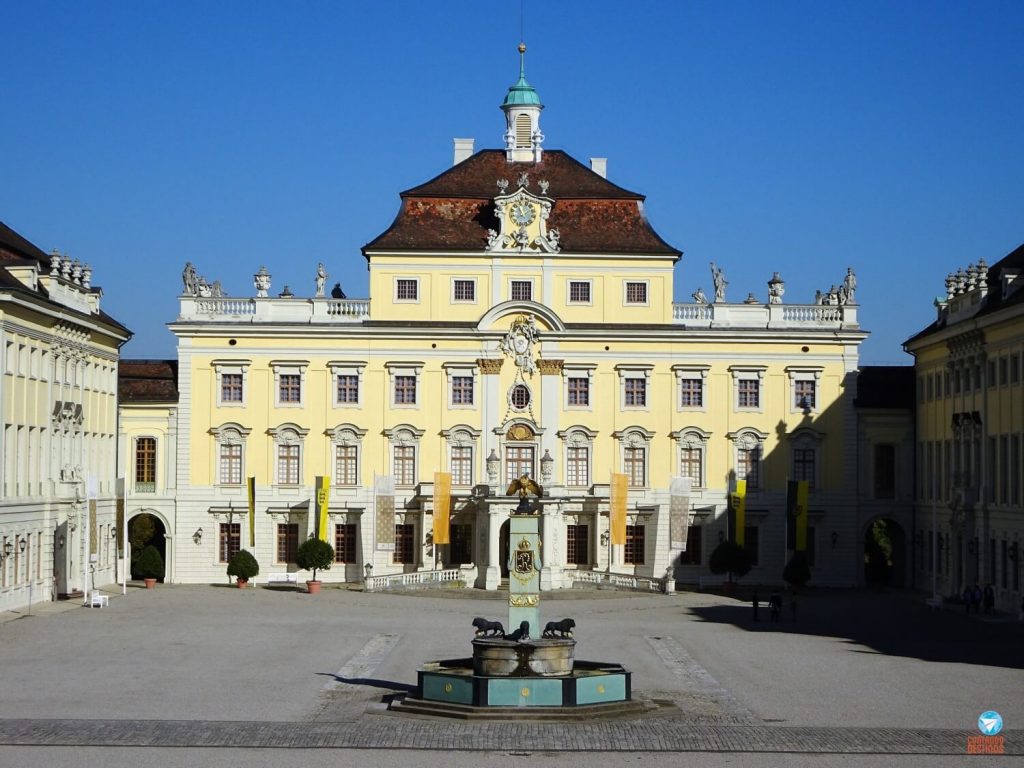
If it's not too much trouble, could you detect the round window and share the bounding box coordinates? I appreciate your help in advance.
[510,384,531,410]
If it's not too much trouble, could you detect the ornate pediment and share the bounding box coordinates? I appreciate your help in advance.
[486,186,560,254]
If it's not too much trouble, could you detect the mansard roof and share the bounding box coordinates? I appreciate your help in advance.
[363,150,680,257]
[119,359,179,403]
[0,219,131,337]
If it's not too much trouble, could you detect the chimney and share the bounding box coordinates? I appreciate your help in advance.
[590,157,607,178]
[453,138,475,166]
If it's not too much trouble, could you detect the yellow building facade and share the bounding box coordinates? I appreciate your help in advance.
[0,221,130,612]
[156,56,869,589]
[905,244,1024,610]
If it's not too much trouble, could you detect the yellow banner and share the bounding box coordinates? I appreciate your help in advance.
[732,479,747,547]
[247,477,256,547]
[610,473,628,546]
[433,472,451,545]
[315,476,331,542]
[795,480,809,551]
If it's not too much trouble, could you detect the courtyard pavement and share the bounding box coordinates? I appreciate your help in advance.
[0,581,1020,766]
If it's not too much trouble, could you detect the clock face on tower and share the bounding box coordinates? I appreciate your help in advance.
[510,201,536,227]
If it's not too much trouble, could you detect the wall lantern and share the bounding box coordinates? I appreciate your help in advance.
[192,528,203,545]
[18,538,27,553]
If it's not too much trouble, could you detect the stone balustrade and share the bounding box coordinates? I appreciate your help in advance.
[672,302,857,328]
[178,297,370,322]
[566,570,669,593]
[363,568,463,592]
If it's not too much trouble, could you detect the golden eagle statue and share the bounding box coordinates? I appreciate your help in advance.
[506,474,542,498]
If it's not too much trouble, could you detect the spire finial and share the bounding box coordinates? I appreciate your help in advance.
[518,42,526,78]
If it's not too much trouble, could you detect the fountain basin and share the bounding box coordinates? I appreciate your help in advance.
[472,637,576,677]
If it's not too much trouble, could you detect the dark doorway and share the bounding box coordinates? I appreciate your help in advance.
[129,513,167,582]
[864,518,906,587]
[499,519,510,578]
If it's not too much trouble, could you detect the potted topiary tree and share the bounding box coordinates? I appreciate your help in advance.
[135,545,165,589]
[226,549,260,588]
[295,537,334,594]
[708,539,752,594]
[783,551,811,592]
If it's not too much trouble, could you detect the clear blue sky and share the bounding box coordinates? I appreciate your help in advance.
[2,1,1022,364]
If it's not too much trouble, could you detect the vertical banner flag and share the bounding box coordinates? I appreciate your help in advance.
[247,476,256,547]
[88,500,98,556]
[787,480,810,551]
[610,473,628,546]
[730,479,747,547]
[670,476,692,550]
[315,476,331,542]
[375,474,395,551]
[433,472,452,546]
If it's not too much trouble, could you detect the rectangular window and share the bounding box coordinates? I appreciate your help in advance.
[874,444,896,499]
[680,378,703,407]
[218,523,240,563]
[738,379,760,408]
[393,524,415,564]
[279,374,301,404]
[221,373,243,403]
[744,525,760,566]
[396,278,418,301]
[453,279,475,302]
[566,446,589,487]
[624,378,646,407]
[451,376,474,405]
[999,357,1008,386]
[805,525,816,567]
[449,524,473,565]
[568,281,591,303]
[336,375,359,404]
[335,445,358,486]
[334,523,357,563]
[926,373,935,400]
[395,375,417,405]
[450,446,473,486]
[1012,435,1021,505]
[679,525,702,565]
[220,443,242,485]
[394,445,416,486]
[135,437,156,491]
[987,360,996,387]
[505,446,534,484]
[680,447,702,486]
[793,449,815,489]
[1012,354,1021,384]
[566,524,589,565]
[277,444,300,484]
[624,525,645,565]
[1000,435,1009,504]
[625,281,647,304]
[738,447,760,490]
[1001,539,1008,589]
[276,523,299,563]
[624,447,646,487]
[567,377,590,406]
[794,380,816,410]
[511,280,532,301]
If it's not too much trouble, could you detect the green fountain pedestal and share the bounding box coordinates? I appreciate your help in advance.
[400,506,635,717]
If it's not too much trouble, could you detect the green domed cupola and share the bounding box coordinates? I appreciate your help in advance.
[501,43,544,163]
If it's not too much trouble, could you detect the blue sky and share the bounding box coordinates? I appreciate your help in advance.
[2,1,1022,363]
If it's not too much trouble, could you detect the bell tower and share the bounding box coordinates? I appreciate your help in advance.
[501,43,544,163]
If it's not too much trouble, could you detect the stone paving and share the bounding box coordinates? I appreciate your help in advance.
[0,583,1020,756]
[0,718,1018,754]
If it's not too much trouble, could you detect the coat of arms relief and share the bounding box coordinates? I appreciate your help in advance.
[498,314,540,376]
[486,182,560,254]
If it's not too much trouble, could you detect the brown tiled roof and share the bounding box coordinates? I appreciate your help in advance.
[363,150,680,257]
[854,366,915,410]
[119,359,179,403]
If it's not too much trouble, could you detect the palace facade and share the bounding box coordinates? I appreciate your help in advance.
[0,221,130,612]
[904,244,1024,611]
[123,51,871,591]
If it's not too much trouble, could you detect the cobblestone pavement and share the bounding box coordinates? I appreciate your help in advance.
[0,718,1018,754]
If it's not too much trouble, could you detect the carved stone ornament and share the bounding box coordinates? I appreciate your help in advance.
[537,358,563,376]
[498,314,540,376]
[476,357,504,375]
[506,423,535,442]
[487,187,560,254]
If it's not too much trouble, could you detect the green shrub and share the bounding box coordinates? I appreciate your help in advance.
[708,539,752,582]
[783,551,811,588]
[134,545,165,580]
[295,537,334,581]
[226,549,260,581]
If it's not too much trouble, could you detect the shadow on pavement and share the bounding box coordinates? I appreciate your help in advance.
[686,589,1024,670]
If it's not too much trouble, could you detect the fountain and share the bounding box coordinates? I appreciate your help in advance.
[393,480,637,718]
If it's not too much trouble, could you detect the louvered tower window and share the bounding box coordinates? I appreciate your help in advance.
[515,114,532,147]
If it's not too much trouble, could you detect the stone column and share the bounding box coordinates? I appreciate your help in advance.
[539,501,557,590]
[538,359,562,473]
[485,507,503,590]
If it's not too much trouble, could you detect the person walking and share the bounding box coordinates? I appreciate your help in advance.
[983,584,995,614]
[769,592,782,623]
[963,584,973,613]
[972,583,983,614]
[752,591,760,622]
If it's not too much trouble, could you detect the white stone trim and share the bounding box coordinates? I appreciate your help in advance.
[393,276,421,304]
[270,360,308,409]
[616,364,652,412]
[556,426,598,488]
[786,366,823,414]
[328,361,366,409]
[563,364,595,412]
[671,427,711,489]
[212,359,250,408]
[450,277,478,304]
[565,278,593,306]
[326,423,367,487]
[385,362,424,409]
[622,279,650,306]
[443,362,477,409]
[267,423,309,487]
[730,366,766,414]
[673,365,709,413]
